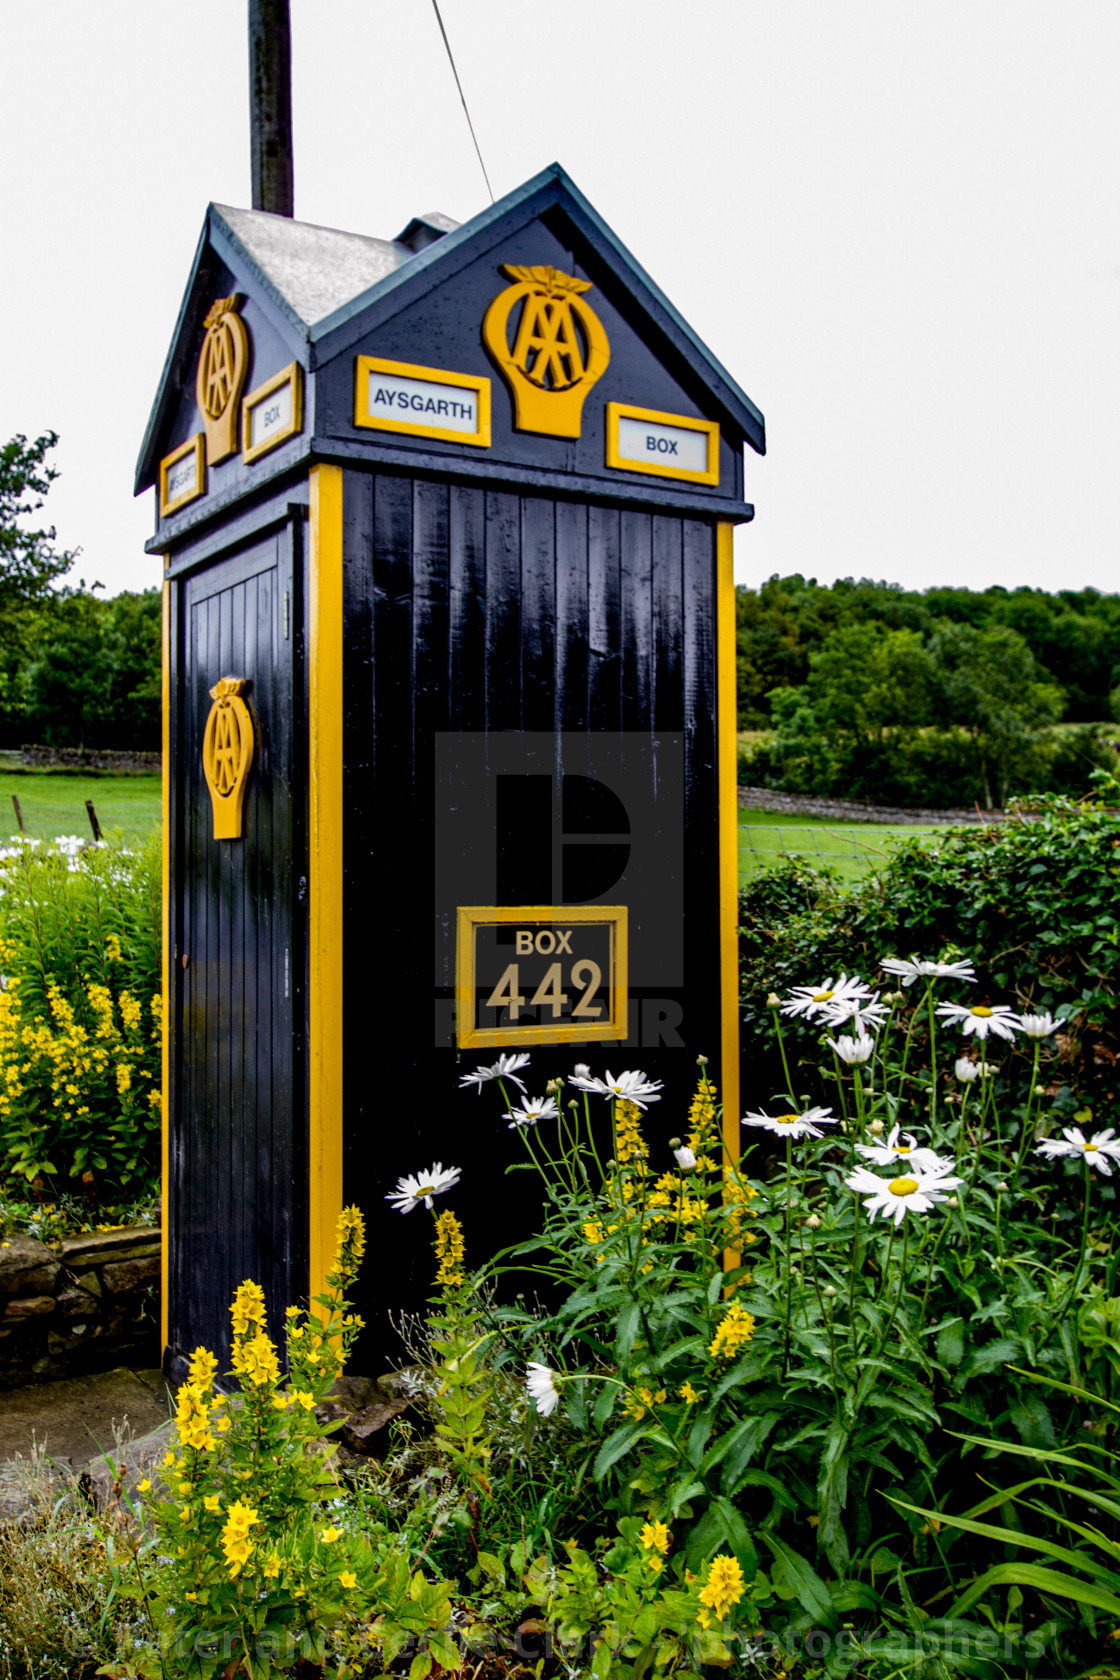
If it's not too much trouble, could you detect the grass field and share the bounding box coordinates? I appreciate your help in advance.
[738,806,955,883]
[0,770,161,847]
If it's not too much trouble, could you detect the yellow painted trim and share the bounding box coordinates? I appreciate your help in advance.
[159,434,206,517]
[456,905,628,1049]
[308,465,345,1310]
[717,523,741,1270]
[605,402,720,487]
[160,576,171,1355]
[242,361,304,464]
[354,355,491,448]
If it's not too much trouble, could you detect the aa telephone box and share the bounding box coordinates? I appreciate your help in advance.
[136,163,765,1379]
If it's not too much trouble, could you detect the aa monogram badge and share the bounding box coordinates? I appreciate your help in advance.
[196,295,250,463]
[482,265,610,438]
[202,677,254,840]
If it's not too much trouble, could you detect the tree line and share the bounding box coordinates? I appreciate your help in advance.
[738,575,1120,806]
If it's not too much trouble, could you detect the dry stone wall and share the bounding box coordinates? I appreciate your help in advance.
[0,1224,160,1387]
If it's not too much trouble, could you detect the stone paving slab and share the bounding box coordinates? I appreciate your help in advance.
[0,1365,172,1468]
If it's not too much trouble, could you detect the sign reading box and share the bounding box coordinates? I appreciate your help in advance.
[605,402,719,486]
[355,355,491,448]
[456,905,628,1049]
[242,361,303,463]
[159,434,206,517]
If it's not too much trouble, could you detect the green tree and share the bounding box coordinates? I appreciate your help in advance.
[0,433,77,618]
[929,621,1064,808]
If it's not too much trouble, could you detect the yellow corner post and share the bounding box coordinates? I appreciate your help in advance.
[717,523,741,1268]
[308,465,345,1306]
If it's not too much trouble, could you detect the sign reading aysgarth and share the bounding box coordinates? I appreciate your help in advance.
[354,355,491,448]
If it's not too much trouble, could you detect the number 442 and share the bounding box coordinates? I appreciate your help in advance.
[484,960,602,1020]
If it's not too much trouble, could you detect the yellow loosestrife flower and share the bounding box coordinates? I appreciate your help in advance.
[433,1208,466,1288]
[679,1381,700,1404]
[614,1099,648,1166]
[230,1279,267,1340]
[697,1554,745,1627]
[708,1301,756,1361]
[232,1329,281,1387]
[221,1501,259,1578]
[339,1570,357,1590]
[640,1520,671,1555]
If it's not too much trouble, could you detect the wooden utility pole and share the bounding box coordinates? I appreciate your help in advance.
[249,0,294,217]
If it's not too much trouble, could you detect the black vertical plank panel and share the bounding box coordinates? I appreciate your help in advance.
[340,471,376,1324]
[520,496,556,735]
[484,491,521,734]
[681,518,720,1061]
[588,505,621,734]
[448,486,486,733]
[412,480,451,755]
[555,501,589,733]
[251,560,276,1320]
[620,511,653,733]
[651,516,684,733]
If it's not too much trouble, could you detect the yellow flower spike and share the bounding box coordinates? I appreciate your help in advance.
[178,1481,193,1496]
[696,1554,745,1627]
[263,1552,281,1580]
[433,1208,466,1288]
[707,1301,756,1361]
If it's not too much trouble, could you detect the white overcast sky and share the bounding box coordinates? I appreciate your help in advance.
[1,2,1117,599]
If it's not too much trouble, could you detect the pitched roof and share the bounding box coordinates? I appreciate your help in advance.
[135,163,764,493]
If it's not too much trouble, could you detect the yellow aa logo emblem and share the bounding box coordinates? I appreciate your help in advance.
[483,265,610,438]
[202,677,255,840]
[195,295,250,464]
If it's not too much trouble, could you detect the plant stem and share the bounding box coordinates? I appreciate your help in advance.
[1056,1161,1093,1328]
[771,1004,797,1106]
[782,1135,794,1378]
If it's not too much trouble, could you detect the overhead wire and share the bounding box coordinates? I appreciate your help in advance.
[428,0,495,204]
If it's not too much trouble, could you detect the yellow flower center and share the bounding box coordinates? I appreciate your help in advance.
[776,1113,799,1125]
[895,1145,911,1154]
[812,990,834,1002]
[888,1176,919,1196]
[417,1184,434,1197]
[1083,1143,1098,1154]
[972,1006,993,1018]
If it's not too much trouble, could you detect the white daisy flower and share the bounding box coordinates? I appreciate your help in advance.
[459,1052,531,1094]
[954,1058,979,1082]
[781,974,871,1022]
[672,1144,697,1170]
[385,1162,462,1213]
[854,1123,949,1174]
[505,1095,560,1130]
[567,1069,664,1109]
[742,1105,837,1141]
[935,1002,1018,1042]
[1017,1012,1061,1039]
[525,1362,561,1417]
[823,993,890,1035]
[1036,1127,1120,1177]
[881,956,977,987]
[845,1164,963,1225]
[826,1032,874,1065]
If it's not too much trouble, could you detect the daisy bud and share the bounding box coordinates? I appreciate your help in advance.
[995,1181,1009,1192]
[823,1284,837,1297]
[945,1195,960,1208]
[546,1078,563,1095]
[767,993,781,1008]
[573,1063,591,1078]
[869,1120,885,1136]
[696,1053,709,1065]
[668,1136,682,1148]
[955,1058,980,1082]
[805,1214,822,1229]
[673,1145,697,1170]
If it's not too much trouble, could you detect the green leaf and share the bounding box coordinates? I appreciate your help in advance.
[936,1318,965,1368]
[949,1561,1120,1621]
[761,1533,835,1625]
[592,1420,648,1481]
[720,1412,781,1495]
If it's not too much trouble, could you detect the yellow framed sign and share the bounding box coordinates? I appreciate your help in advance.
[354,355,491,448]
[605,402,720,486]
[456,905,628,1049]
[242,361,304,463]
[159,434,206,516]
